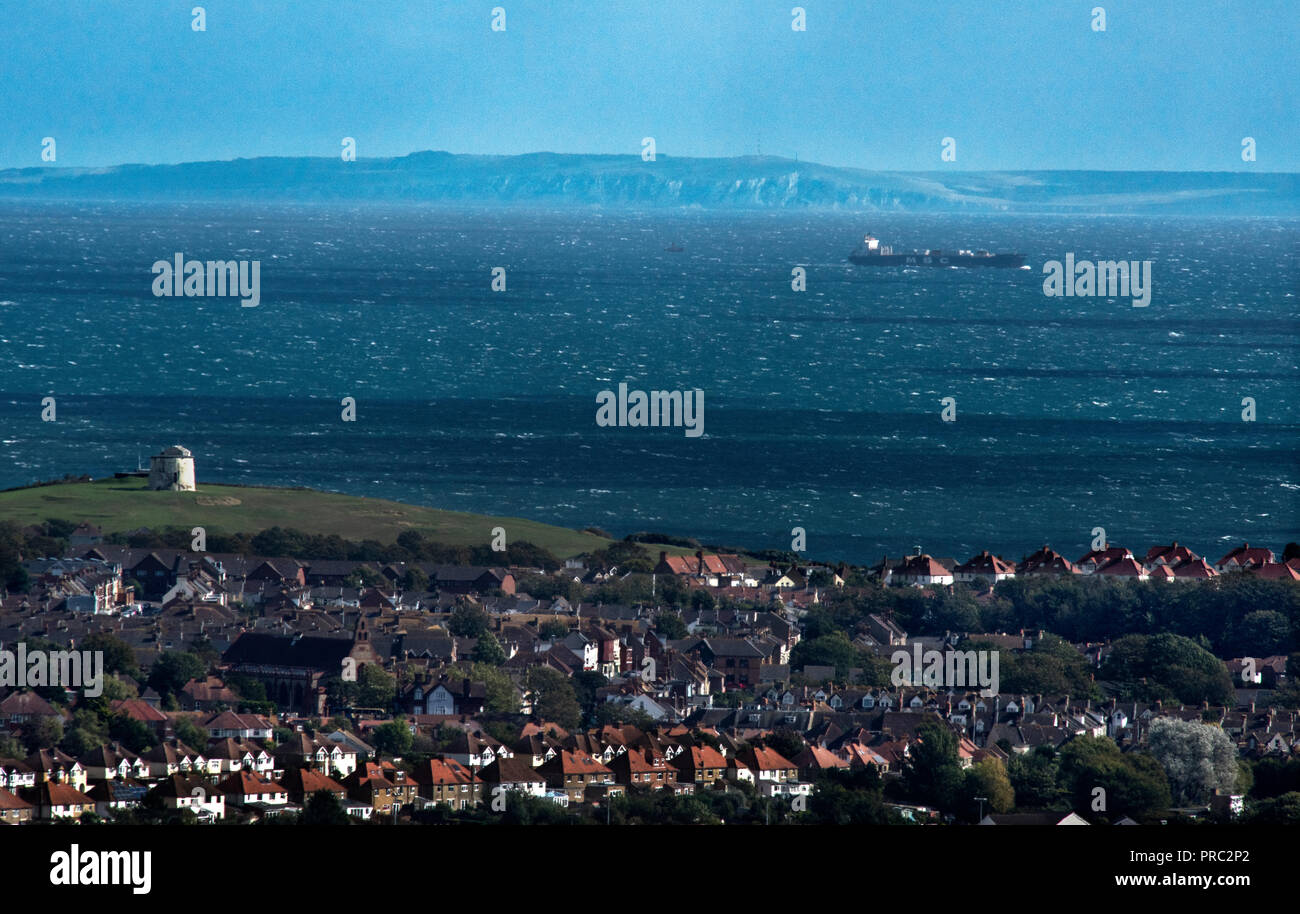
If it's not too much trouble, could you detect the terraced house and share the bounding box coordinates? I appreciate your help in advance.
[537,750,614,803]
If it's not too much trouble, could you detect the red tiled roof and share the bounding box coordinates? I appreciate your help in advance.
[0,787,32,811]
[795,745,847,770]
[892,554,951,578]
[415,758,474,786]
[1096,557,1146,576]
[554,750,611,775]
[1215,543,1274,567]
[39,782,95,807]
[680,745,727,769]
[1144,542,1198,564]
[1254,562,1300,581]
[111,699,168,723]
[955,551,1015,575]
[1173,558,1218,578]
[1020,546,1078,575]
[297,768,346,795]
[1076,545,1132,566]
[744,745,797,771]
[218,770,284,797]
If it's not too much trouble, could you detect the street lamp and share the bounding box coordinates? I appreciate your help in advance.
[975,796,988,823]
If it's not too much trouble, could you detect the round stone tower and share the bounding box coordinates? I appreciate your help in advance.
[148,445,196,491]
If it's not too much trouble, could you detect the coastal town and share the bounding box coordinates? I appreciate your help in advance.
[1,476,1298,826]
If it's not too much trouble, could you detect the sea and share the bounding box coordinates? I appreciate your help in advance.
[0,202,1296,564]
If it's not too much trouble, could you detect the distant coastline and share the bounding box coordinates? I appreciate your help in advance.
[2,151,1298,214]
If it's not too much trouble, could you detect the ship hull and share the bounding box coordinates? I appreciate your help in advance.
[848,252,1025,268]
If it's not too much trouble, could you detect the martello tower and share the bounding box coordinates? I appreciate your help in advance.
[148,445,196,491]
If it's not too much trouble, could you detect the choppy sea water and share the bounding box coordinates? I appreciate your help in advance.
[0,203,1296,563]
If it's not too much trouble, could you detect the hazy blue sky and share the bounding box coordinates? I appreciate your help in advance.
[1,0,1295,171]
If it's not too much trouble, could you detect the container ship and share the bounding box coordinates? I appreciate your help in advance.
[848,233,1025,268]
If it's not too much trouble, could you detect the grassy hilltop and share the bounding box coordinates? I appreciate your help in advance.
[0,476,620,559]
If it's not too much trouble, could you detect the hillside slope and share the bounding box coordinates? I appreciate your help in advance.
[0,477,615,559]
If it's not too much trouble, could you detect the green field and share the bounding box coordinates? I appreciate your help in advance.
[0,477,626,559]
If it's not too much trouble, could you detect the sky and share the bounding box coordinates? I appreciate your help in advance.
[0,0,1295,171]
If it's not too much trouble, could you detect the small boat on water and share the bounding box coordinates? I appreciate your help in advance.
[665,243,684,252]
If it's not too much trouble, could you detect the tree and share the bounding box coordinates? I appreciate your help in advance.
[471,631,506,666]
[526,667,582,730]
[653,612,687,640]
[174,717,209,750]
[355,665,396,711]
[371,719,413,757]
[61,726,103,758]
[449,603,491,639]
[108,713,153,753]
[500,541,563,573]
[592,703,658,729]
[1234,610,1292,656]
[1006,747,1062,810]
[344,567,384,588]
[761,729,805,763]
[961,758,1015,820]
[226,673,270,705]
[1100,633,1234,706]
[690,589,716,611]
[23,715,64,752]
[990,633,1100,699]
[148,652,207,703]
[301,789,350,825]
[498,791,572,825]
[900,719,964,811]
[99,676,137,702]
[1146,717,1240,805]
[187,635,220,668]
[1056,736,1171,820]
[539,619,571,641]
[798,767,889,824]
[570,670,608,716]
[1250,757,1300,799]
[790,631,861,680]
[82,633,139,678]
[808,569,835,588]
[399,567,429,592]
[446,663,520,713]
[1247,791,1300,825]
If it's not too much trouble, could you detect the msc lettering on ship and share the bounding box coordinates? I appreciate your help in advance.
[595,383,704,438]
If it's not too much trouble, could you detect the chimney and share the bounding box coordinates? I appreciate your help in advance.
[659,551,667,565]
